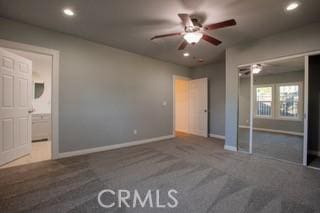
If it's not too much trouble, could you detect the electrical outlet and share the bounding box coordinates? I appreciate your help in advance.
[133,129,138,135]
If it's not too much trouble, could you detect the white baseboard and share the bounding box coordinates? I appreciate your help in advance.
[239,125,303,136]
[224,145,237,152]
[58,135,174,159]
[309,150,320,157]
[209,133,225,140]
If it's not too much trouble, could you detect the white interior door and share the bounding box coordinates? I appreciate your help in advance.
[188,78,208,137]
[0,47,32,166]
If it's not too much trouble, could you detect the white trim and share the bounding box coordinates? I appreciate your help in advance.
[239,125,304,136]
[0,39,60,160]
[209,134,225,140]
[224,145,237,152]
[303,56,309,166]
[249,67,253,153]
[309,150,320,157]
[58,135,174,159]
[172,75,191,136]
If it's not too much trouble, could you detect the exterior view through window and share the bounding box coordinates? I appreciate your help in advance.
[255,83,301,120]
[256,86,273,117]
[279,85,299,118]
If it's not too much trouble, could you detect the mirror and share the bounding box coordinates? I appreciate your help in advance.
[34,82,45,99]
[238,67,251,152]
[33,71,45,99]
[252,57,304,163]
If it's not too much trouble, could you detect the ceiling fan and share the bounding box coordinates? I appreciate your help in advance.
[239,64,268,76]
[150,13,236,50]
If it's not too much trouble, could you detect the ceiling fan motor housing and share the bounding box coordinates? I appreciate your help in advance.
[185,18,202,33]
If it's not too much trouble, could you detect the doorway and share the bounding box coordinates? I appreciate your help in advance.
[0,48,52,168]
[0,39,59,168]
[307,54,320,169]
[175,77,189,134]
[173,75,208,137]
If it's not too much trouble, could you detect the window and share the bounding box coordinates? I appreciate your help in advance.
[255,86,273,117]
[277,83,302,120]
[254,82,303,120]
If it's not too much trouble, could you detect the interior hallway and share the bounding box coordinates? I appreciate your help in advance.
[0,134,319,212]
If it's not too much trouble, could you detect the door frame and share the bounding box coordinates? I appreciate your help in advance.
[237,49,320,166]
[0,39,60,160]
[172,75,191,137]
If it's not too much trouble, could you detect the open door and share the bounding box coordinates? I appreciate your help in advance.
[0,48,32,166]
[188,78,208,137]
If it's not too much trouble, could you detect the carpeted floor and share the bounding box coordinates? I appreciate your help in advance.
[238,129,303,163]
[0,133,319,212]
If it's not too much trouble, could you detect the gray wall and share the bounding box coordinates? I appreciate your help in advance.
[191,61,226,136]
[0,18,190,152]
[226,21,320,148]
[239,71,304,133]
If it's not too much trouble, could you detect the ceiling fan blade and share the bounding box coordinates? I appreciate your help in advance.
[178,13,194,27]
[239,68,250,72]
[150,32,182,40]
[205,19,236,31]
[178,40,188,50]
[202,34,222,46]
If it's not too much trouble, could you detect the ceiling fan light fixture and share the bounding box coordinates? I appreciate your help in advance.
[63,8,74,16]
[251,64,262,74]
[183,32,203,44]
[286,2,299,11]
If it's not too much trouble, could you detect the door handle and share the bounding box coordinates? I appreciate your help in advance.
[204,109,207,113]
[28,109,35,114]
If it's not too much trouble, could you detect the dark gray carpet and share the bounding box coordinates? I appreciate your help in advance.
[0,133,319,212]
[238,129,303,163]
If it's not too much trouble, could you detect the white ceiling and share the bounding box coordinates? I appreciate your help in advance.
[0,0,319,67]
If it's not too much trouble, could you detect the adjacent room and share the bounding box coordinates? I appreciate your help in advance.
[0,0,320,212]
[0,48,52,169]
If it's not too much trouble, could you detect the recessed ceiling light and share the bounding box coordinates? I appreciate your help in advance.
[286,2,299,11]
[63,8,74,16]
[183,52,190,57]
